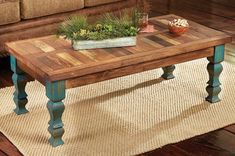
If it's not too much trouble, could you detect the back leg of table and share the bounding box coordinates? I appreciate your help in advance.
[161,65,176,80]
[10,55,28,115]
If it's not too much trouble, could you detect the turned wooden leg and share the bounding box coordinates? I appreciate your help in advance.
[206,45,224,103]
[10,55,28,115]
[46,81,66,147]
[162,65,176,80]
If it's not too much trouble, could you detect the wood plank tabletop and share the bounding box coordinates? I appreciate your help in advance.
[5,14,232,84]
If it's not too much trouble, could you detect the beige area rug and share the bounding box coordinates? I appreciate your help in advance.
[0,59,235,156]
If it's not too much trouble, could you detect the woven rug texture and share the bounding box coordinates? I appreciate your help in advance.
[0,59,235,156]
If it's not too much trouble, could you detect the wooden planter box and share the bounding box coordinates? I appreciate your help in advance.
[72,37,137,50]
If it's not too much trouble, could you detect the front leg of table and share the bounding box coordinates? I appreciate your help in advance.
[206,45,224,103]
[161,65,176,80]
[10,55,29,115]
[46,80,66,147]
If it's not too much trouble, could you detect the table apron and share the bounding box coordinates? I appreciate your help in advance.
[65,47,214,89]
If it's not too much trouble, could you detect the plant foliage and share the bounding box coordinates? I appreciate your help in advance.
[57,10,140,41]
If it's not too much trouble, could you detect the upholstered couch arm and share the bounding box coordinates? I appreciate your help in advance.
[0,0,20,25]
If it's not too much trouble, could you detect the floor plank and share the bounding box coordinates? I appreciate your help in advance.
[174,130,235,156]
[0,132,22,156]
[225,124,235,132]
[143,145,191,156]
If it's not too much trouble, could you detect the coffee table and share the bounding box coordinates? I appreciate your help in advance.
[5,14,232,147]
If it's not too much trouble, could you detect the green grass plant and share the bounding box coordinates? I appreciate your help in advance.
[57,9,139,41]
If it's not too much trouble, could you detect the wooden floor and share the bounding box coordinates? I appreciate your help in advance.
[0,0,235,155]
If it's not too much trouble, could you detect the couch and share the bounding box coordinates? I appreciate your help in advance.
[0,0,137,57]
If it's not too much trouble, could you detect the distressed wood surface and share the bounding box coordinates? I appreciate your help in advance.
[5,14,232,89]
[66,48,214,88]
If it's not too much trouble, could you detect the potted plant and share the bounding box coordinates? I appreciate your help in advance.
[57,10,139,50]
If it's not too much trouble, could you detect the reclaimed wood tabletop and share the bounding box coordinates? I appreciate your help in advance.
[5,14,232,88]
[4,14,232,147]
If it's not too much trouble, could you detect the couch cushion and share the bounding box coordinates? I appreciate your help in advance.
[0,0,20,25]
[21,0,84,19]
[85,0,123,7]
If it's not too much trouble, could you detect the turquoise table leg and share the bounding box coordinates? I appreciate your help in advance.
[162,65,176,80]
[206,45,224,103]
[10,55,28,115]
[46,80,66,147]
